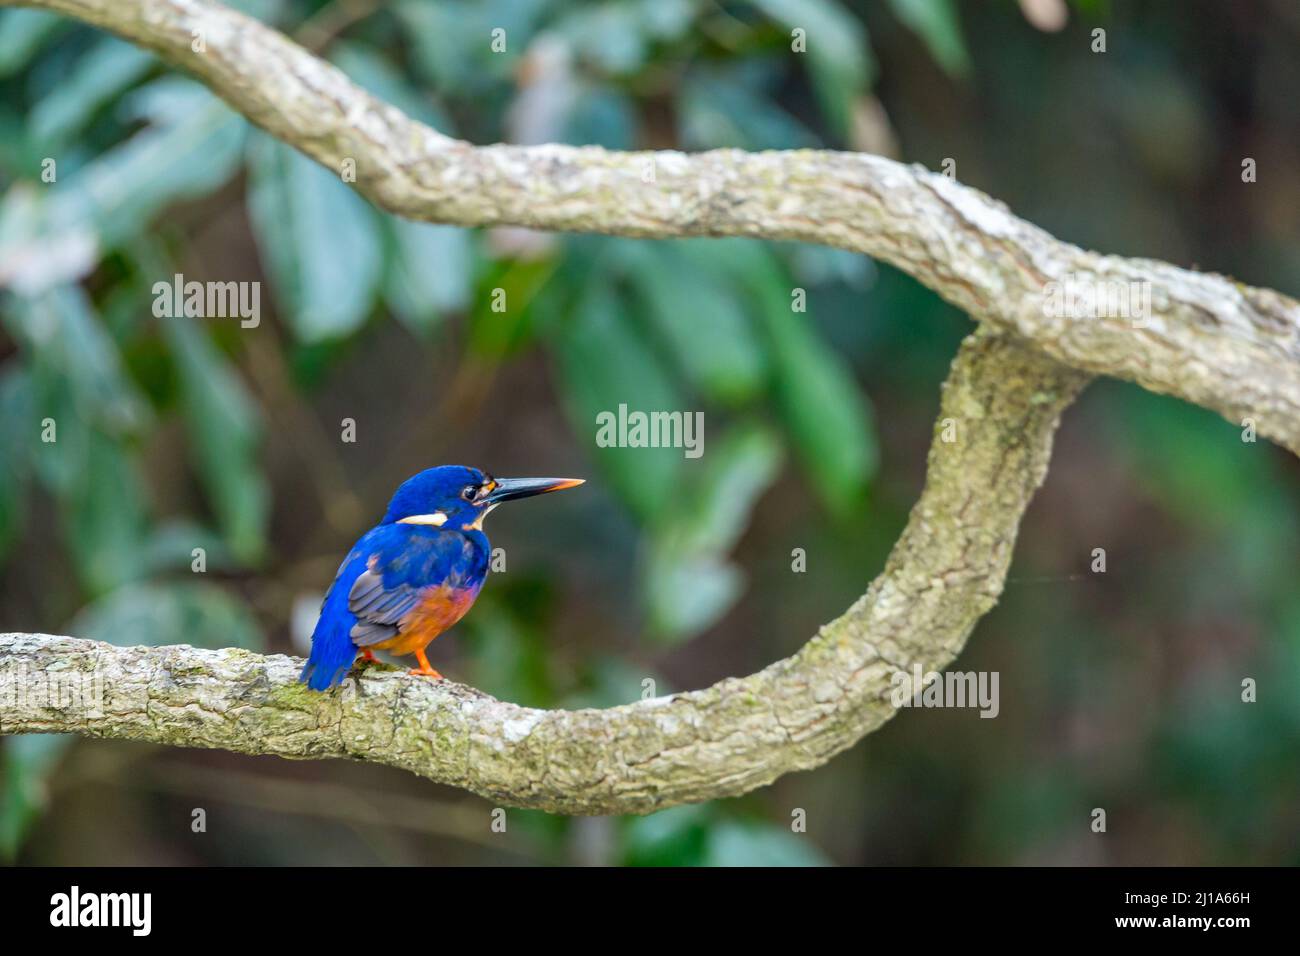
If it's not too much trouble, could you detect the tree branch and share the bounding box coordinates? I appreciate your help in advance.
[0,333,1089,814]
[2,0,1289,814]
[4,0,1297,454]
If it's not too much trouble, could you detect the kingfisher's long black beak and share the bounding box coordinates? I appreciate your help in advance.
[484,476,584,504]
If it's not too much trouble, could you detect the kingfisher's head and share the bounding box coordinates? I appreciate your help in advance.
[382,465,583,532]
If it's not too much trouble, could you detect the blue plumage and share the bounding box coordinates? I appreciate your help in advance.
[300,544,368,691]
[300,523,490,690]
[299,465,582,691]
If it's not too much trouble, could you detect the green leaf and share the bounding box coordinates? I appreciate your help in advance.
[396,0,545,94]
[619,242,766,406]
[32,287,150,434]
[644,422,782,640]
[4,286,151,497]
[645,558,741,643]
[461,599,553,708]
[142,519,235,576]
[551,3,648,75]
[68,81,246,248]
[655,421,783,556]
[62,430,150,594]
[549,0,697,79]
[163,318,268,564]
[0,82,247,294]
[748,0,873,135]
[554,274,684,522]
[888,0,971,77]
[30,38,154,147]
[761,303,877,516]
[4,289,151,592]
[680,64,817,151]
[1106,386,1297,598]
[467,256,555,358]
[563,86,637,149]
[704,820,833,866]
[670,239,878,516]
[69,581,265,651]
[623,805,711,866]
[0,734,70,861]
[0,367,32,560]
[383,219,472,336]
[560,656,668,710]
[0,9,67,78]
[633,0,697,41]
[246,134,384,342]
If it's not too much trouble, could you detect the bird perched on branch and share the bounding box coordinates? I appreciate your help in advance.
[300,465,583,691]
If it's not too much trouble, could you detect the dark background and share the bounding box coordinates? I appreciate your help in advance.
[1,0,1297,865]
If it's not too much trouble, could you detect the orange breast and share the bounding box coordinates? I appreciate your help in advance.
[371,585,481,655]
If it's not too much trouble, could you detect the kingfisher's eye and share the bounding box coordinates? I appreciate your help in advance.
[461,485,477,502]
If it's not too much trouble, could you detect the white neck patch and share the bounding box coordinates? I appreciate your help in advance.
[397,511,448,527]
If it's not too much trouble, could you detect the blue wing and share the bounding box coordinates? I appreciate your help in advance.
[299,525,489,690]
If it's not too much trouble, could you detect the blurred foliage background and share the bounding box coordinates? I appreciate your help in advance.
[1,0,1298,865]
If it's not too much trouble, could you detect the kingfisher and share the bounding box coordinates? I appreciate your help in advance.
[299,465,583,691]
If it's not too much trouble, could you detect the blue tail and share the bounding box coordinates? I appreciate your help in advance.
[299,629,357,690]
[299,593,358,691]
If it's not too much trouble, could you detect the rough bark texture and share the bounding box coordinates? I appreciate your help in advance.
[3,0,1298,455]
[1,334,1088,814]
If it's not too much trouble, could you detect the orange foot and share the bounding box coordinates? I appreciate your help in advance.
[408,648,443,680]
[359,648,378,664]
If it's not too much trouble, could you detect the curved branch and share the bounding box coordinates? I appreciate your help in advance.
[4,0,1297,454]
[0,333,1089,814]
